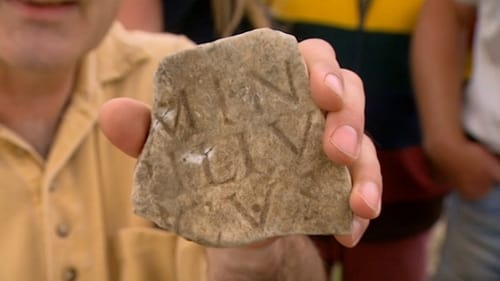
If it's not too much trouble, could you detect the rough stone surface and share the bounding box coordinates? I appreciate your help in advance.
[133,28,353,247]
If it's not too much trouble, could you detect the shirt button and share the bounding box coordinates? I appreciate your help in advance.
[56,223,71,238]
[62,267,78,281]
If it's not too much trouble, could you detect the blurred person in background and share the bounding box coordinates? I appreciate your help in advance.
[118,0,270,42]
[412,0,500,280]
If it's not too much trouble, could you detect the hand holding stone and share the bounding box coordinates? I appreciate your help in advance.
[99,29,382,248]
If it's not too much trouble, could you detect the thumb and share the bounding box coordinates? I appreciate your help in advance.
[98,97,151,158]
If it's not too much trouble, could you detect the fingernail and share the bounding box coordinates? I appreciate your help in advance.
[330,125,359,158]
[358,182,381,216]
[351,218,363,245]
[324,74,343,97]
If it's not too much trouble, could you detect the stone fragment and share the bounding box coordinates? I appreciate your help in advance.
[133,28,353,247]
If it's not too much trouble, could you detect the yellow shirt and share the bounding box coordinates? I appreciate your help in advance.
[269,0,422,33]
[0,23,207,281]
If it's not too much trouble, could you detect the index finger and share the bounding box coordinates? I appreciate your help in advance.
[299,38,344,112]
[299,39,365,163]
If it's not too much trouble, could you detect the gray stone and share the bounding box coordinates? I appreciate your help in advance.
[133,28,352,247]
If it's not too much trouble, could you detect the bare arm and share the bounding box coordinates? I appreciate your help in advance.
[117,0,164,32]
[411,0,500,199]
[411,0,475,146]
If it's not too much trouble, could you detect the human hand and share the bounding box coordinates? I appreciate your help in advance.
[99,39,382,248]
[425,138,500,200]
[296,39,382,246]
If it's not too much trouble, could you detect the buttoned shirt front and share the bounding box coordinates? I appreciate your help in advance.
[0,23,207,281]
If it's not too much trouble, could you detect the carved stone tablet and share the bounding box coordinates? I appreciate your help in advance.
[133,28,352,247]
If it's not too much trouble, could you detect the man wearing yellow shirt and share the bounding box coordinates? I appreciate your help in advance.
[0,0,381,280]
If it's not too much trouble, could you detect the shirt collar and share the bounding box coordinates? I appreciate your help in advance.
[91,22,150,86]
